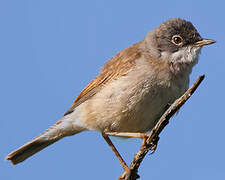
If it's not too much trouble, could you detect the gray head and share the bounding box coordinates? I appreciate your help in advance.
[144,18,215,65]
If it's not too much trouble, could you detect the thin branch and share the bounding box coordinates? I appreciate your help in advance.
[119,75,205,180]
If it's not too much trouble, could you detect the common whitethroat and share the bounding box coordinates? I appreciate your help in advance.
[6,18,215,168]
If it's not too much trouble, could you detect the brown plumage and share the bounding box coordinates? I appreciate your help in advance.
[6,138,58,165]
[5,18,215,166]
[6,41,143,165]
[64,41,143,115]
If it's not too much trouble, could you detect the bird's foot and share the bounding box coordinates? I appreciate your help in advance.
[104,131,160,154]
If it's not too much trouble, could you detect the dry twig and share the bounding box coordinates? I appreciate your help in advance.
[118,75,205,180]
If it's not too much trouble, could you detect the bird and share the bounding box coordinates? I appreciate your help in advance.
[6,18,215,168]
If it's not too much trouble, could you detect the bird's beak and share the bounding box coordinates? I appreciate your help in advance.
[194,39,216,47]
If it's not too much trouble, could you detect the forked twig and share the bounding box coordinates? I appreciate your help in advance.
[119,75,205,180]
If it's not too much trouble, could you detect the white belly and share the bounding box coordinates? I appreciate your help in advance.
[71,59,190,133]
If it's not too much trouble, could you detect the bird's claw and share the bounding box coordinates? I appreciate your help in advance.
[151,136,159,154]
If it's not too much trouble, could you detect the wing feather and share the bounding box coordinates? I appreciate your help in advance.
[64,41,143,116]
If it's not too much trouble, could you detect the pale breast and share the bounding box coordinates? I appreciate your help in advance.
[74,57,190,133]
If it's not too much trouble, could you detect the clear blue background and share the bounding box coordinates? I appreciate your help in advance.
[1,1,224,179]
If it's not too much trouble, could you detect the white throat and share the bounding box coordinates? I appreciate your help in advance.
[162,46,201,65]
[160,45,202,74]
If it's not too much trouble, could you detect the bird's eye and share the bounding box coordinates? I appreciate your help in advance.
[172,35,183,45]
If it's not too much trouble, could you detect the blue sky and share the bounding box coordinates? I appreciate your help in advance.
[1,0,224,179]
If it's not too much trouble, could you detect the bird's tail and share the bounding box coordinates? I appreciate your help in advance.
[6,117,81,165]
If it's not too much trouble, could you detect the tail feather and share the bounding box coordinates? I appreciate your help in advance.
[6,117,81,165]
[5,137,59,165]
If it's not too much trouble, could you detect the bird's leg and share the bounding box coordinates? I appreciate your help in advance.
[102,133,131,176]
[104,132,147,138]
[104,132,160,154]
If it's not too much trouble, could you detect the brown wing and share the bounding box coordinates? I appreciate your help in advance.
[64,41,143,116]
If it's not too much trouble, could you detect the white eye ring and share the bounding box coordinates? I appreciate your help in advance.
[172,35,183,45]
